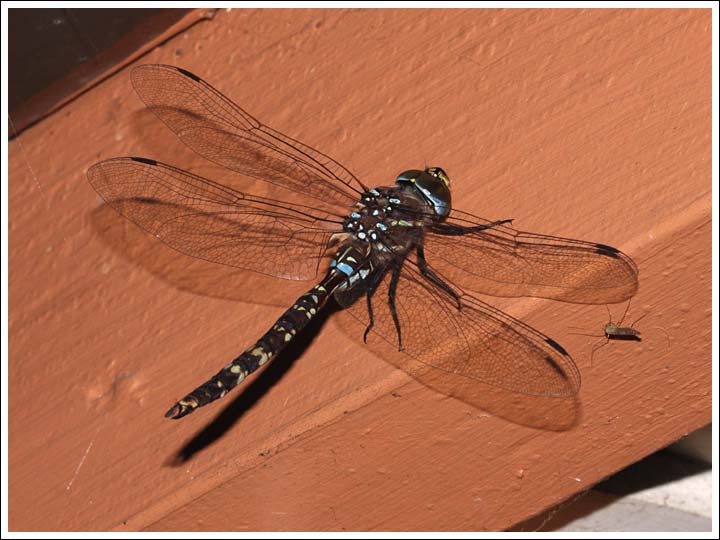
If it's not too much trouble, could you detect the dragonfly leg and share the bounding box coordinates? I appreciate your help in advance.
[429,219,513,236]
[362,269,387,343]
[465,219,514,233]
[416,244,461,309]
[388,256,407,351]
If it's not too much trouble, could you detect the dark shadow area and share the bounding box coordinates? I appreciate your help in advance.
[166,298,341,464]
[595,450,710,496]
[10,9,176,111]
[125,106,255,186]
[8,8,204,135]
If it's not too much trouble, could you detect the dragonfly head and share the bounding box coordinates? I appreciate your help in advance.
[395,167,452,219]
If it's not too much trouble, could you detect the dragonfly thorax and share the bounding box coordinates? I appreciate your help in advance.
[335,185,431,291]
[342,187,425,244]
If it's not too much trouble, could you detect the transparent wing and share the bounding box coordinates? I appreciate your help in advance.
[130,64,367,214]
[337,258,580,399]
[423,209,638,304]
[88,157,340,280]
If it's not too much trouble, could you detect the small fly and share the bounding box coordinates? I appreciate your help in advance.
[570,301,646,365]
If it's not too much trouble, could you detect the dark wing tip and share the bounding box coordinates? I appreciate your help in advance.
[594,243,621,258]
[176,67,201,81]
[130,156,158,166]
[543,338,581,395]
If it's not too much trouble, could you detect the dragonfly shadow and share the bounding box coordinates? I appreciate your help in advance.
[335,312,582,431]
[89,204,315,307]
[166,299,339,464]
[415,368,582,431]
[128,106,271,196]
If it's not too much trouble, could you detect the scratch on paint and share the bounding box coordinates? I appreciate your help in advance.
[66,438,95,491]
[9,115,71,250]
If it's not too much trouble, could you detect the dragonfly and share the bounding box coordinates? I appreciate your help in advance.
[87,64,639,420]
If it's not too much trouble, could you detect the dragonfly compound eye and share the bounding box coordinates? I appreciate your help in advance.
[395,168,452,219]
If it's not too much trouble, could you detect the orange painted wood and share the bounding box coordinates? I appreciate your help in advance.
[8,8,711,531]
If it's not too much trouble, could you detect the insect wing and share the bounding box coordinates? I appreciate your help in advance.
[88,157,335,280]
[424,210,638,304]
[130,64,367,213]
[337,259,581,400]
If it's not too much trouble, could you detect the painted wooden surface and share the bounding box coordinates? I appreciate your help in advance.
[8,8,711,531]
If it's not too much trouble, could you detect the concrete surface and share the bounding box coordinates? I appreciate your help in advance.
[552,495,710,532]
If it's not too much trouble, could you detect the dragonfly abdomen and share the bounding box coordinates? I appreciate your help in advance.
[164,247,368,419]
